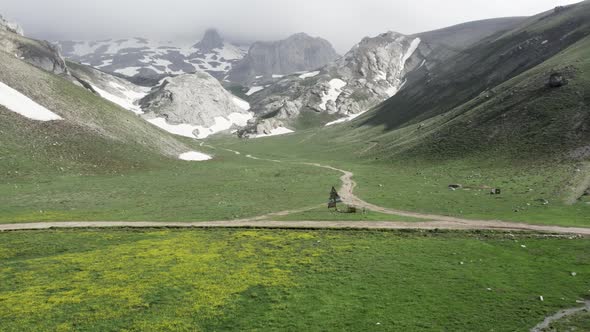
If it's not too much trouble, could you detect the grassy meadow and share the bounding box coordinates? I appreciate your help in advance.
[0,228,589,331]
[0,148,339,223]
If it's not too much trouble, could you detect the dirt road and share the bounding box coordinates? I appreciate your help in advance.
[1,219,589,235]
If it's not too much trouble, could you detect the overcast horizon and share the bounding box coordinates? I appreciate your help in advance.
[1,0,583,53]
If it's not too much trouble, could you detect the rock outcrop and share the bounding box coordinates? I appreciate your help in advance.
[242,32,423,134]
[0,15,24,36]
[548,72,567,88]
[228,33,339,85]
[240,18,526,136]
[140,72,251,138]
[0,15,68,75]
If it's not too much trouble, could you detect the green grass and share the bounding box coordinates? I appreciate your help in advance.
[0,229,588,331]
[543,309,590,331]
[213,134,590,227]
[0,150,339,223]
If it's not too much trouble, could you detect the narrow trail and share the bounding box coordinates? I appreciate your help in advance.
[530,300,590,332]
[2,149,589,235]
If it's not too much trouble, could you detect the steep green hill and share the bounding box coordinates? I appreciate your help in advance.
[359,1,589,160]
[0,50,194,176]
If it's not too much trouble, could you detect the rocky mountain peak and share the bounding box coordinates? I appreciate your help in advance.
[0,14,24,36]
[228,33,339,84]
[194,28,224,52]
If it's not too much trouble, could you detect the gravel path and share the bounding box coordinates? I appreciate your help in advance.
[530,300,590,332]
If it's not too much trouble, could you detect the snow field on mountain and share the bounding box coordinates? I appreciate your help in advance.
[148,112,253,139]
[299,71,320,79]
[0,82,62,121]
[319,79,347,111]
[253,127,294,138]
[246,86,265,96]
[91,82,150,115]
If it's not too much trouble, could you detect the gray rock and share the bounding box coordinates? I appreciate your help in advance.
[20,40,69,75]
[239,118,286,138]
[140,72,248,128]
[0,15,24,36]
[0,19,68,75]
[244,32,423,134]
[548,72,567,88]
[228,33,339,85]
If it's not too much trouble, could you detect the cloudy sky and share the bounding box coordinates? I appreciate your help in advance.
[1,0,583,52]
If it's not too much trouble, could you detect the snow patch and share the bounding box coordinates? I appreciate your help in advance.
[246,86,264,96]
[148,112,253,139]
[319,79,347,111]
[179,151,212,161]
[114,67,142,77]
[0,82,62,121]
[272,74,284,79]
[401,38,421,68]
[232,97,251,111]
[92,83,148,115]
[325,110,369,127]
[147,118,201,138]
[385,86,399,97]
[299,71,320,79]
[417,59,426,69]
[253,127,294,138]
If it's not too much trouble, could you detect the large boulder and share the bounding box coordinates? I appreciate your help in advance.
[238,118,286,138]
[0,15,68,75]
[548,72,567,88]
[140,72,251,133]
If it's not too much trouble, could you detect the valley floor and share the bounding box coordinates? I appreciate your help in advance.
[1,228,589,331]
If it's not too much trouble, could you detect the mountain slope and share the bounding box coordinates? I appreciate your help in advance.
[239,18,523,136]
[0,44,197,176]
[57,30,248,84]
[364,2,590,135]
[227,33,339,85]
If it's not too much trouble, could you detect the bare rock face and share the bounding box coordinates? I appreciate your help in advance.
[20,40,69,75]
[228,33,339,85]
[140,72,248,128]
[0,15,68,75]
[193,29,224,53]
[242,32,423,134]
[238,118,286,138]
[0,15,24,36]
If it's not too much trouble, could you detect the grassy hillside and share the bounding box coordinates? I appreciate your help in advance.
[0,48,339,223]
[212,32,590,226]
[365,0,590,138]
[1,229,588,331]
[0,51,191,176]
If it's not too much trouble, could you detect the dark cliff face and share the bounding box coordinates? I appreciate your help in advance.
[228,33,339,85]
[193,29,225,52]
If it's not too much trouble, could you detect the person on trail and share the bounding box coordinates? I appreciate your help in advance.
[328,186,342,209]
